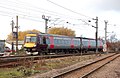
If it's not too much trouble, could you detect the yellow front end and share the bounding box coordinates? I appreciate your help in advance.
[24,42,36,48]
[24,33,38,55]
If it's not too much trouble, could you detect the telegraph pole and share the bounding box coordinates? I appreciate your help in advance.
[104,20,108,52]
[93,17,98,54]
[11,19,14,52]
[42,15,49,33]
[15,16,18,53]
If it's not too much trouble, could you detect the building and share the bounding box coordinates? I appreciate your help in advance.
[5,40,24,50]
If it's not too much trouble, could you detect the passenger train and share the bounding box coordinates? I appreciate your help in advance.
[24,33,103,55]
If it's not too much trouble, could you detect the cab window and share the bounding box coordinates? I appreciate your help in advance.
[26,36,37,42]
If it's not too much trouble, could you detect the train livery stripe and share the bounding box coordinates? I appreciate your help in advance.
[100,40,103,48]
[71,38,74,48]
[88,39,91,48]
[50,36,54,49]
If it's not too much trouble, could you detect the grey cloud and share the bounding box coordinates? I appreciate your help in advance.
[92,0,120,11]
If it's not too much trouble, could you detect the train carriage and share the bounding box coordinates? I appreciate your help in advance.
[24,33,103,55]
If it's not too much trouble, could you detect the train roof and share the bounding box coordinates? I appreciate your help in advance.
[39,33,75,38]
[27,32,102,40]
[0,40,5,42]
[76,37,95,40]
[27,32,74,37]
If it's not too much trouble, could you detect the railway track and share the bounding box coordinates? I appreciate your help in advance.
[52,53,120,78]
[36,53,119,78]
[0,52,96,68]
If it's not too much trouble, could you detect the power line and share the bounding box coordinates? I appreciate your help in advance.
[1,0,82,20]
[0,0,95,25]
[47,0,92,19]
[0,10,44,22]
[0,0,88,24]
[0,1,47,22]
[0,0,109,37]
[0,5,105,33]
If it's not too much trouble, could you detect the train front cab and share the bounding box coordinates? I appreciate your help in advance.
[24,33,48,55]
[24,33,38,55]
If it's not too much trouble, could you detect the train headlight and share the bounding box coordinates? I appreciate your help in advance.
[33,44,36,47]
[24,45,26,47]
[24,48,27,51]
[32,48,36,51]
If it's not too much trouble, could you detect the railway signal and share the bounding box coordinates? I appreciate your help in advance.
[42,15,50,34]
[89,17,99,54]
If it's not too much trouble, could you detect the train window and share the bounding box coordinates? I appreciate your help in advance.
[68,40,71,44]
[56,39,58,44]
[66,40,68,45]
[82,39,88,46]
[26,36,37,43]
[64,40,66,44]
[65,40,66,44]
[59,39,61,44]
[98,40,102,45]
[58,40,60,44]
[54,39,56,44]
[75,41,77,45]
[63,38,66,44]
[76,40,80,45]
[74,40,76,45]
[93,40,96,46]
[62,40,64,44]
[75,40,78,45]
[73,39,80,45]
[65,40,68,45]
[57,39,59,44]
[61,39,62,44]
[90,40,96,46]
[66,40,68,44]
[78,40,80,45]
[46,38,50,44]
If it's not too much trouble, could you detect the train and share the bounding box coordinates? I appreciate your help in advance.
[23,33,104,55]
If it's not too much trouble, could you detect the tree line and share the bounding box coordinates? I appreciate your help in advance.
[7,27,75,41]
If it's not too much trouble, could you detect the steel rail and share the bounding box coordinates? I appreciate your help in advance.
[0,52,96,68]
[49,53,120,78]
[28,53,117,78]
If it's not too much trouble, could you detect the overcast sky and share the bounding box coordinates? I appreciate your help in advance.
[94,0,120,11]
[0,0,120,40]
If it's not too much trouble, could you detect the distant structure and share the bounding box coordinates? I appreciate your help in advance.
[5,40,24,50]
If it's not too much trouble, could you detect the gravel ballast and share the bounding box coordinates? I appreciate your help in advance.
[28,53,115,78]
[88,54,120,78]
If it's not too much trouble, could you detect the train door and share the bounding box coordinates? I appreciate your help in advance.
[39,36,47,54]
[43,36,46,44]
[39,36,46,44]
[41,36,48,54]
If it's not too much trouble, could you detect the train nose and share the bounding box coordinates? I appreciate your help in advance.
[24,43,36,47]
